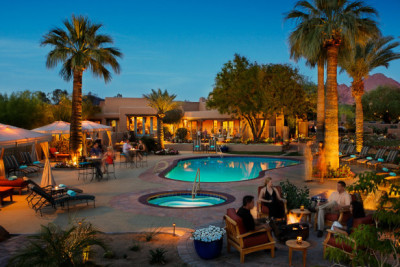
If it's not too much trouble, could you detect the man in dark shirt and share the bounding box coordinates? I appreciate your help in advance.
[237,195,256,232]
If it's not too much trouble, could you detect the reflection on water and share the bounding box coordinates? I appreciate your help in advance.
[166,157,299,182]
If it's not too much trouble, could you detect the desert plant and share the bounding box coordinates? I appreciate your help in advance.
[7,220,107,267]
[129,240,141,252]
[144,226,161,242]
[103,250,115,259]
[148,248,167,265]
[279,179,311,210]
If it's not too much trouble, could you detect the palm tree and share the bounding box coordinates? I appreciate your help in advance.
[287,22,326,142]
[340,36,400,152]
[41,15,122,158]
[143,89,179,149]
[286,0,380,169]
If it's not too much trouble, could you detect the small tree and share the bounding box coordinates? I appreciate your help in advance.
[362,85,400,123]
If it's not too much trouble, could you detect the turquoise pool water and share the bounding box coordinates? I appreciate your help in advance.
[147,193,226,208]
[164,156,299,182]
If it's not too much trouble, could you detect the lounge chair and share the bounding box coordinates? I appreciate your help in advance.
[225,208,275,263]
[367,150,399,169]
[339,144,355,158]
[207,138,217,153]
[4,155,39,177]
[341,146,370,163]
[28,184,95,216]
[338,143,347,156]
[20,151,44,168]
[0,176,29,194]
[357,148,387,165]
[193,138,202,152]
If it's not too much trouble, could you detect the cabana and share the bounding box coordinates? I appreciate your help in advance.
[0,123,53,187]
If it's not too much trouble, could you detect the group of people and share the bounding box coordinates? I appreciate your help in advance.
[89,141,115,179]
[122,139,147,163]
[236,178,366,239]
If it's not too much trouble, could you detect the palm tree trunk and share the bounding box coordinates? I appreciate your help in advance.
[353,83,364,153]
[159,118,165,149]
[69,70,83,159]
[317,58,325,142]
[324,45,340,170]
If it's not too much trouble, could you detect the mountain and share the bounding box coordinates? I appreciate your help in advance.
[338,73,400,104]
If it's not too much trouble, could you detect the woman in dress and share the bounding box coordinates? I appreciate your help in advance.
[258,177,287,219]
[102,146,115,173]
[304,141,313,182]
[316,141,327,182]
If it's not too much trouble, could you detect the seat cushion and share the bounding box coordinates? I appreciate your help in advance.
[327,235,353,253]
[353,214,374,229]
[325,213,340,222]
[0,178,28,187]
[227,208,246,234]
[243,232,270,248]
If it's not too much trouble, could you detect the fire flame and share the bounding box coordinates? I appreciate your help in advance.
[287,213,303,225]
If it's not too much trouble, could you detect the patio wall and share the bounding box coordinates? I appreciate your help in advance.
[165,143,283,152]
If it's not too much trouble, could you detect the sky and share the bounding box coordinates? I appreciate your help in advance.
[1,0,399,101]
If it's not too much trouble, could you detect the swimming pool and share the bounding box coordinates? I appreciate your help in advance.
[163,156,300,182]
[140,191,234,208]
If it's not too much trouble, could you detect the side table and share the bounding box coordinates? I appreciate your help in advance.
[285,239,310,267]
[289,208,311,224]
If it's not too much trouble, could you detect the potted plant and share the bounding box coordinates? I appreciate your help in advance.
[191,225,226,260]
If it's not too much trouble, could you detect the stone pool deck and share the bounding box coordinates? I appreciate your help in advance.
[0,152,365,266]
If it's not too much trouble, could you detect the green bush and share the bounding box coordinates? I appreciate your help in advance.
[140,136,158,152]
[175,128,188,141]
[148,248,167,265]
[279,179,311,210]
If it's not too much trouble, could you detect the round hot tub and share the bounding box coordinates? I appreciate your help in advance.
[139,191,235,208]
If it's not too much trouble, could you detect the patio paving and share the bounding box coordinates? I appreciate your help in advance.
[0,151,364,266]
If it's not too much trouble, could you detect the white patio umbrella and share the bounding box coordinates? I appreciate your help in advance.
[0,123,52,178]
[82,121,113,147]
[33,121,71,134]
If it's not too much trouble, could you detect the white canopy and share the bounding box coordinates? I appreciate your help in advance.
[82,120,112,132]
[33,121,71,134]
[0,123,52,148]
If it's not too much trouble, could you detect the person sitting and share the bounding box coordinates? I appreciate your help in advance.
[102,146,115,173]
[258,177,287,219]
[331,200,365,235]
[90,143,103,178]
[316,181,352,237]
[237,195,264,232]
[122,139,133,162]
[137,139,147,160]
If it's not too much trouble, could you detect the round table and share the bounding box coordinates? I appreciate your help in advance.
[289,208,312,224]
[285,239,310,267]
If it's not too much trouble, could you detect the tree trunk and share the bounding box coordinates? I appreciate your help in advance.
[317,58,325,142]
[353,80,364,153]
[324,45,339,170]
[69,70,83,159]
[158,115,165,149]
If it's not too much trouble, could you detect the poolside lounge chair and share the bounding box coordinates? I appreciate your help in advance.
[367,150,399,169]
[339,144,355,158]
[193,138,202,152]
[28,184,95,216]
[0,176,29,194]
[208,138,217,153]
[20,151,44,168]
[225,208,275,263]
[338,143,347,156]
[341,146,370,163]
[4,155,39,177]
[357,148,387,165]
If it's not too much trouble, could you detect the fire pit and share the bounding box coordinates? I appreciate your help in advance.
[277,222,309,242]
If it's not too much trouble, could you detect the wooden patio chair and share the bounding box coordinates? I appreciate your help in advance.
[193,138,202,152]
[341,146,370,163]
[339,144,355,158]
[208,138,217,153]
[257,185,287,219]
[357,148,386,165]
[224,208,275,263]
[367,150,398,169]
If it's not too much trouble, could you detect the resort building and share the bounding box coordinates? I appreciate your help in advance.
[91,97,304,141]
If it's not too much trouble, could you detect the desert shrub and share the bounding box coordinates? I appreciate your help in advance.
[175,128,188,141]
[148,248,167,265]
[279,179,311,210]
[140,136,157,152]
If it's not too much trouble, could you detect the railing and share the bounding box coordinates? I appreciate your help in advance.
[191,168,201,198]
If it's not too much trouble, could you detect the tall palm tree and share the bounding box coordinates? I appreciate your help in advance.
[286,0,380,169]
[287,23,326,142]
[41,15,122,158]
[143,89,179,149]
[340,36,400,152]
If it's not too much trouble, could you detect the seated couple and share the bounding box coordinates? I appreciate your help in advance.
[122,139,147,161]
[90,144,115,177]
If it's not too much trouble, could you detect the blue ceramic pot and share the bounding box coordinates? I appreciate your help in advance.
[193,238,223,260]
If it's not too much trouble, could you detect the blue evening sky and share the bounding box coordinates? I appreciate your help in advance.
[1,0,399,101]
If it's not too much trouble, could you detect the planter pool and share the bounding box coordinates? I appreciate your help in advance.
[139,191,235,208]
[162,156,300,183]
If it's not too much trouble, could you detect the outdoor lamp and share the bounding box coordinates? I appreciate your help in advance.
[173,223,176,236]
